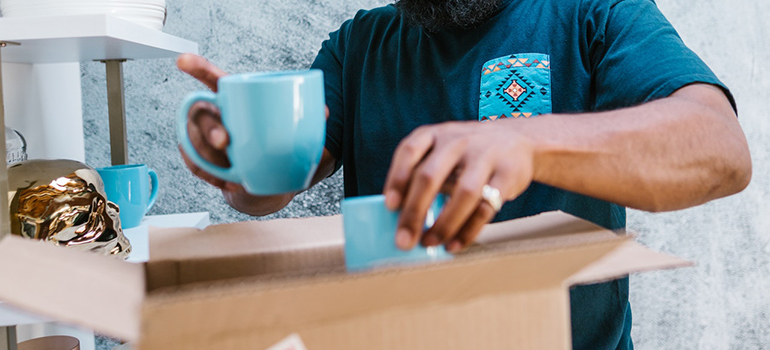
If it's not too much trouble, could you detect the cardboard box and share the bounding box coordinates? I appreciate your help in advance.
[0,211,689,349]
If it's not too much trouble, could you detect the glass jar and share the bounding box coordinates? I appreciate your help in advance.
[6,126,27,165]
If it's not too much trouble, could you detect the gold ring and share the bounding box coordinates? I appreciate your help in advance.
[481,184,503,212]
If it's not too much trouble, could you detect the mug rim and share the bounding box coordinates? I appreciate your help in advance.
[96,164,147,171]
[219,69,322,85]
[341,194,387,207]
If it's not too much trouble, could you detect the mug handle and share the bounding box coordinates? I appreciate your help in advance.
[177,91,241,183]
[147,168,159,213]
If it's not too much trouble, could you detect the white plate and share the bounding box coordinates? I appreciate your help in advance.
[0,0,166,30]
[1,5,165,13]
[1,2,164,10]
[0,13,165,30]
[0,7,165,30]
[2,7,164,16]
[1,0,164,6]
[1,1,164,6]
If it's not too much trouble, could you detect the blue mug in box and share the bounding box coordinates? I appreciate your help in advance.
[178,70,326,195]
[342,194,453,271]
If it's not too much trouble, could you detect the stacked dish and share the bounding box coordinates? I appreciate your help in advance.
[0,0,166,30]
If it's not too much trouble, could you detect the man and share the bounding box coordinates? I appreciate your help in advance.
[177,0,752,348]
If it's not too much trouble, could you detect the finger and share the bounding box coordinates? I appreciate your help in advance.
[396,140,467,250]
[383,127,435,211]
[424,158,493,247]
[190,102,230,151]
[179,145,228,189]
[177,54,228,92]
[446,173,511,253]
[439,168,461,194]
[446,198,498,253]
[187,102,231,168]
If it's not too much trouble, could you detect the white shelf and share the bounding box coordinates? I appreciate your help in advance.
[124,211,211,263]
[0,212,211,327]
[0,14,198,63]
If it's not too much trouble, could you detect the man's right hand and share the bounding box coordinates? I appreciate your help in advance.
[176,54,240,192]
[175,54,338,216]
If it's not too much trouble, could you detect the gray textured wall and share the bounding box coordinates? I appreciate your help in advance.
[80,0,769,348]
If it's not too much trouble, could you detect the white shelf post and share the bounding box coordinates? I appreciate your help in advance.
[0,40,19,350]
[0,41,18,239]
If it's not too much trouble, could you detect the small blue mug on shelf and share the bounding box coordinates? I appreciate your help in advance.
[177,70,326,195]
[342,194,453,271]
[96,164,159,229]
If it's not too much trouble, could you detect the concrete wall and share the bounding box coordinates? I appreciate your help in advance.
[80,0,769,348]
[628,0,769,348]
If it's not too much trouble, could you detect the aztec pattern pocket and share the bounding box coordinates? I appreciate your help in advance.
[478,53,552,121]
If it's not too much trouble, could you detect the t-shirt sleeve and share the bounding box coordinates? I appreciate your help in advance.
[311,20,352,171]
[587,0,736,112]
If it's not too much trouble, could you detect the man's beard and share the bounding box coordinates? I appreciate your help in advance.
[394,0,503,33]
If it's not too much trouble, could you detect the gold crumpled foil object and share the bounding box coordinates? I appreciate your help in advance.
[7,159,131,259]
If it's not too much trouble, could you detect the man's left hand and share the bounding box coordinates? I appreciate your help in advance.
[383,121,535,253]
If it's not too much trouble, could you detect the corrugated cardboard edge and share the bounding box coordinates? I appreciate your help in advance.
[0,235,145,341]
[567,237,694,286]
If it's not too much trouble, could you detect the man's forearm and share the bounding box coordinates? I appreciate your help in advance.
[520,84,751,212]
[221,148,339,216]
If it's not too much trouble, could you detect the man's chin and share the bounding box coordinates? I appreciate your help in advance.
[394,0,503,32]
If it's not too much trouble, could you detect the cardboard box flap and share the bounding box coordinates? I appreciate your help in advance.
[0,235,144,341]
[139,237,627,344]
[146,215,345,290]
[475,211,611,245]
[146,213,623,290]
[149,215,344,261]
[145,212,631,290]
[567,239,693,286]
[149,212,607,263]
[144,245,344,291]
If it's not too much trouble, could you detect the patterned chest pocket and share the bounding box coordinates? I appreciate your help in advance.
[479,53,552,121]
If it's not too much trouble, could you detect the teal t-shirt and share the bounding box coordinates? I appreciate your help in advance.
[311,0,731,348]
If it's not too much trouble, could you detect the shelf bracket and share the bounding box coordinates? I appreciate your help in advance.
[0,326,17,350]
[98,59,131,166]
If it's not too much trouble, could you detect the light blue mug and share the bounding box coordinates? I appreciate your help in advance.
[96,164,159,229]
[342,195,453,271]
[178,70,326,195]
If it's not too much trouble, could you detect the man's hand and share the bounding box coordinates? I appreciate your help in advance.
[382,84,751,254]
[176,54,239,191]
[176,54,338,216]
[383,121,536,253]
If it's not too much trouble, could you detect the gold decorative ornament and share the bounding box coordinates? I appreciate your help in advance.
[7,159,131,259]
